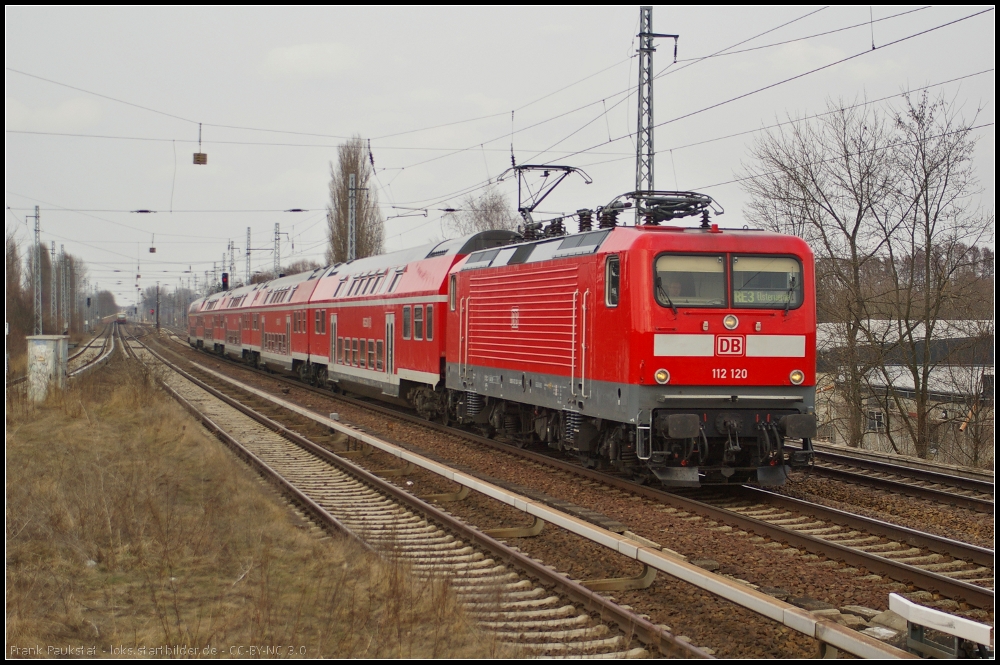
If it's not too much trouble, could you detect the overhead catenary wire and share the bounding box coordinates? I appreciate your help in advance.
[566,68,994,170]
[381,5,962,198]
[6,6,953,214]
[391,10,993,208]
[6,7,991,272]
[661,6,930,66]
[8,62,990,226]
[527,7,995,167]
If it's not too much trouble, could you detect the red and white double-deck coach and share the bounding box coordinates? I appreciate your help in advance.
[305,230,515,407]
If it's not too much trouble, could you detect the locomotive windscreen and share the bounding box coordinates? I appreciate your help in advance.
[731,255,803,309]
[654,254,726,307]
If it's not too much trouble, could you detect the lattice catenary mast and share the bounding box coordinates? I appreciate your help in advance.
[634,6,678,213]
[30,206,42,334]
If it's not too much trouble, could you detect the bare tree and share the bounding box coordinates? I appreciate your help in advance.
[444,186,518,236]
[5,230,31,362]
[326,137,384,264]
[867,92,994,458]
[741,92,993,459]
[283,259,323,276]
[741,99,896,448]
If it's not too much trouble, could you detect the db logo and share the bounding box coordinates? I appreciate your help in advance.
[510,307,519,330]
[716,335,745,356]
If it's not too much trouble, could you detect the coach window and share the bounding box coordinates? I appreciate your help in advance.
[368,339,375,368]
[388,270,403,293]
[360,339,367,368]
[402,306,411,339]
[352,338,359,366]
[426,305,433,340]
[605,255,620,307]
[376,340,384,371]
[337,337,344,364]
[414,305,424,340]
[449,275,457,310]
[654,254,726,308]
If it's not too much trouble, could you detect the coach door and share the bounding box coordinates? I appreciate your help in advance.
[385,313,395,376]
[285,315,291,355]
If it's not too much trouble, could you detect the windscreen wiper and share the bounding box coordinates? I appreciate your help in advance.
[656,276,678,315]
[784,276,796,315]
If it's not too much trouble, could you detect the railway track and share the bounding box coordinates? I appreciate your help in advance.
[68,322,115,377]
[121,326,704,659]
[685,487,994,603]
[788,443,993,513]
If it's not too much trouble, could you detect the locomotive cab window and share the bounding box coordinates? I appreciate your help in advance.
[654,254,725,308]
[731,256,803,309]
[605,255,620,307]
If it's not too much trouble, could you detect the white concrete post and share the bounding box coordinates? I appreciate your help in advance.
[27,335,68,403]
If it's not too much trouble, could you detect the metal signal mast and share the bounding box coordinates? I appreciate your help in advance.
[29,206,42,334]
[634,6,678,208]
[274,223,281,276]
[246,227,251,284]
[50,242,57,331]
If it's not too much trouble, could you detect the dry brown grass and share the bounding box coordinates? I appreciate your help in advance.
[7,357,496,658]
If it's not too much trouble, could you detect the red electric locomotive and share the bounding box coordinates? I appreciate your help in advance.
[444,198,817,486]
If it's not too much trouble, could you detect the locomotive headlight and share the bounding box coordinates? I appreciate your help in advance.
[654,368,670,385]
[723,314,739,330]
[789,369,805,385]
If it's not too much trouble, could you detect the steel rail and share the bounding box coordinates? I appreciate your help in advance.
[120,329,373,551]
[68,322,116,377]
[800,462,991,513]
[741,487,994,567]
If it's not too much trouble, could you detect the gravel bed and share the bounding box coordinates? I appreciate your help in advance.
[157,340,995,652]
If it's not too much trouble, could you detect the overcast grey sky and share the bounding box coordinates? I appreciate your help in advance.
[5,6,994,307]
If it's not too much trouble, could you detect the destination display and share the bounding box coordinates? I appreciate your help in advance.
[733,289,795,305]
